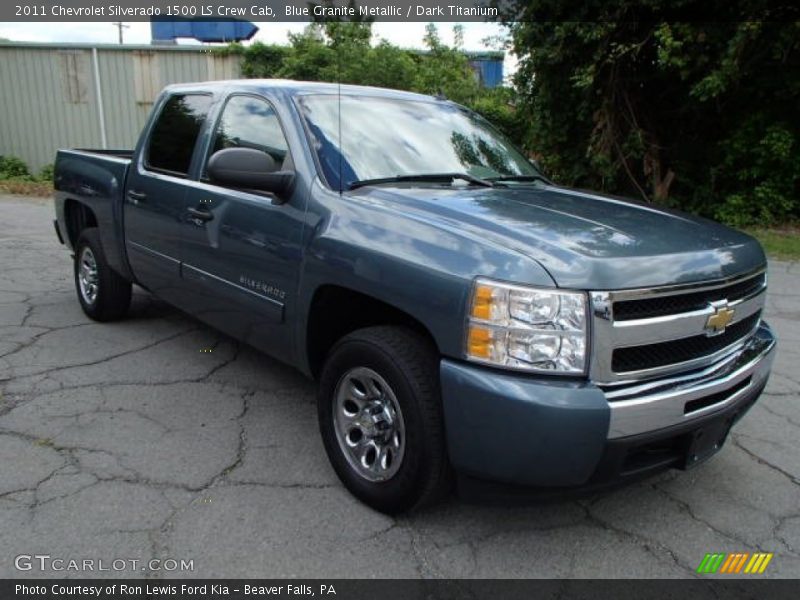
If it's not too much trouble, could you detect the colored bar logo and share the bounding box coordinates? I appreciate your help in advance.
[697,552,773,574]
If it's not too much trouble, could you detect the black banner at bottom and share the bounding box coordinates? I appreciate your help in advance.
[4,580,799,600]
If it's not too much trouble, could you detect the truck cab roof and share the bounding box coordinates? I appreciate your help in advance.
[161,79,445,103]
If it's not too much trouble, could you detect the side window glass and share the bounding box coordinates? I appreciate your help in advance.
[146,94,212,176]
[209,96,289,168]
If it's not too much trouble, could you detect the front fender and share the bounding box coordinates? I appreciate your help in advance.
[294,186,556,374]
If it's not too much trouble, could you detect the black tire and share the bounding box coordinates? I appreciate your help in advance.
[318,326,452,514]
[73,228,132,322]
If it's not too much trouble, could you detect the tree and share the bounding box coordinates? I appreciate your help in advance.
[503,1,800,226]
[225,42,289,78]
[227,22,524,150]
[413,24,482,104]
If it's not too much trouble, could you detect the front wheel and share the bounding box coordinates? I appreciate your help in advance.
[74,228,132,321]
[318,326,451,514]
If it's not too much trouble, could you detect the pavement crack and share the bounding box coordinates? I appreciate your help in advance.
[773,514,800,556]
[759,401,800,429]
[2,326,198,380]
[198,340,240,382]
[204,389,250,485]
[731,433,800,485]
[580,500,699,576]
[222,481,336,490]
[652,483,772,552]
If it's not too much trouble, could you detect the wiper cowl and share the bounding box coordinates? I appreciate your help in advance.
[487,174,551,185]
[348,173,494,190]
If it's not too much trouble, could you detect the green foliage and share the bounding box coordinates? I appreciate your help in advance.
[0,156,53,195]
[466,87,525,142]
[221,42,289,78]
[715,120,799,227]
[0,155,30,179]
[228,23,520,145]
[0,157,55,183]
[39,163,55,183]
[279,25,338,81]
[504,3,800,226]
[411,24,481,104]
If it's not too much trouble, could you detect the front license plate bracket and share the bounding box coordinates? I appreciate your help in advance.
[682,415,734,469]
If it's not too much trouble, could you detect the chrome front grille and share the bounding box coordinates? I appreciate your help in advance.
[612,273,765,321]
[611,312,761,373]
[590,269,767,386]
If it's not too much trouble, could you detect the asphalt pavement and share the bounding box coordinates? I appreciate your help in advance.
[0,194,798,579]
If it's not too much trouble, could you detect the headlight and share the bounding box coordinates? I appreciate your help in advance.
[465,278,588,374]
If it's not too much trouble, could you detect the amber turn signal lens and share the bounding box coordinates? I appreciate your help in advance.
[467,325,492,359]
[465,278,588,373]
[470,284,495,320]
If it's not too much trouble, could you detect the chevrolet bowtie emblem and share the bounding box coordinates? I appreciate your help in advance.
[705,304,735,334]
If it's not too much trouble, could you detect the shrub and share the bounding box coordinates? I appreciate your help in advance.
[38,163,55,183]
[0,155,31,179]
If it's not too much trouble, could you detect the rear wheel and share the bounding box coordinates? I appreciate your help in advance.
[318,326,451,514]
[74,228,131,321]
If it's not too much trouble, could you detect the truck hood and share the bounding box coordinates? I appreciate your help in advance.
[353,184,766,290]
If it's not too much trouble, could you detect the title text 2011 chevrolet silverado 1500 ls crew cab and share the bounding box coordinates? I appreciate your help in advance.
[54,80,776,513]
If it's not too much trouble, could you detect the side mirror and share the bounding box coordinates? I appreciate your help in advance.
[207,147,294,197]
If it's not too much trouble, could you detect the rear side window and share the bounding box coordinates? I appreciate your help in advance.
[209,95,289,166]
[146,94,212,176]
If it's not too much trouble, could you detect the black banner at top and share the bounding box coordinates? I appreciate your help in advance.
[6,0,504,23]
[4,0,799,23]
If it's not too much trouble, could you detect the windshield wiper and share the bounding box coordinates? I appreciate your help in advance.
[487,174,551,185]
[348,172,494,190]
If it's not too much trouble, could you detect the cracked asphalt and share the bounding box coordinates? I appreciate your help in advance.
[0,194,798,579]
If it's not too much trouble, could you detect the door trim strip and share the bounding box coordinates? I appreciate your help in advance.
[182,263,285,309]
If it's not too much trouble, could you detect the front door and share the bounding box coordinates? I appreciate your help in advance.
[180,93,306,360]
[124,93,214,304]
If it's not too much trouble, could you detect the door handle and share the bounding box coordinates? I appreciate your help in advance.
[187,207,214,222]
[127,190,147,204]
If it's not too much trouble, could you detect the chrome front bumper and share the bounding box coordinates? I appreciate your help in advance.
[439,322,775,488]
[604,323,776,439]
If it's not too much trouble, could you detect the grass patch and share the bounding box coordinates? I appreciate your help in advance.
[746,226,800,261]
[0,179,53,197]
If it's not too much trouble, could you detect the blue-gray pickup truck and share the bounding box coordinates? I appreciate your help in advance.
[53,80,776,513]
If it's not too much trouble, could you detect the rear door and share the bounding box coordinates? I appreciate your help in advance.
[124,93,214,304]
[180,93,307,358]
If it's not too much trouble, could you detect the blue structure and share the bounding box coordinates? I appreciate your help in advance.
[466,52,504,88]
[151,19,259,44]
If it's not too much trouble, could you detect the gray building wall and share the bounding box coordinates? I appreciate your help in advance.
[0,42,240,172]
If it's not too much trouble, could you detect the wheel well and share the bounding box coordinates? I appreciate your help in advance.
[64,199,98,248]
[306,286,438,379]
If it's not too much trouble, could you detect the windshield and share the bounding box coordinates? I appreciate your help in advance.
[296,94,541,190]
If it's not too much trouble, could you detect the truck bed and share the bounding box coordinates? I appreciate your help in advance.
[53,148,133,280]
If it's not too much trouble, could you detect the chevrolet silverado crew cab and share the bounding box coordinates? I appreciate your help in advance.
[54,80,776,513]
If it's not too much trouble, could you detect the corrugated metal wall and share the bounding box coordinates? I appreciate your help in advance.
[0,42,241,171]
